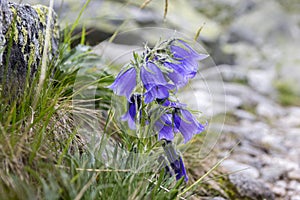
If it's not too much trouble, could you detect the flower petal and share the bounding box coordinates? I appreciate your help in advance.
[155,114,175,141]
[172,156,188,182]
[141,62,168,90]
[144,84,174,103]
[174,109,205,143]
[164,62,189,88]
[108,67,137,101]
[162,141,188,182]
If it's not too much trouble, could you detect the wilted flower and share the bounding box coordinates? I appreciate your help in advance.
[141,62,175,103]
[108,67,137,101]
[121,94,142,130]
[162,141,188,182]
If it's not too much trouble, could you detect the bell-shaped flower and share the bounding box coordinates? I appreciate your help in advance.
[163,62,188,88]
[162,141,188,182]
[170,40,208,78]
[120,94,141,130]
[173,108,205,143]
[155,114,178,141]
[108,67,137,101]
[141,62,175,103]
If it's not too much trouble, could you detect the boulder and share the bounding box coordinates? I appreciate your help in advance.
[0,0,59,99]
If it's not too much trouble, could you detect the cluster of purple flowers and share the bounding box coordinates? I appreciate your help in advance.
[108,39,208,182]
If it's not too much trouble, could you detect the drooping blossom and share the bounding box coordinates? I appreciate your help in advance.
[173,108,205,143]
[169,40,208,79]
[141,62,175,103]
[154,113,178,141]
[163,62,189,88]
[155,99,205,143]
[108,67,137,101]
[162,141,188,182]
[121,94,142,130]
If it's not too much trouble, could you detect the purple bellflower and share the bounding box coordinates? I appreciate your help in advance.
[141,62,175,103]
[170,40,208,79]
[121,94,142,130]
[154,114,178,141]
[163,62,189,88]
[155,99,205,143]
[162,141,188,182]
[173,108,205,143]
[108,67,137,101]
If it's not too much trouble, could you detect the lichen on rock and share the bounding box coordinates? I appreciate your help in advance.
[0,0,59,99]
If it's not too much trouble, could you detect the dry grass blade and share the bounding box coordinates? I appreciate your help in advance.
[164,0,168,20]
[55,165,132,173]
[74,172,100,200]
[140,0,153,9]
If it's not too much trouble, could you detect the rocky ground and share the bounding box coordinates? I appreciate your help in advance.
[11,0,300,199]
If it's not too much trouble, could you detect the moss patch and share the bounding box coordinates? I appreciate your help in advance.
[275,80,300,106]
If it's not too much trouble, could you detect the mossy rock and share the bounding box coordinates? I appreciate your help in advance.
[0,0,59,99]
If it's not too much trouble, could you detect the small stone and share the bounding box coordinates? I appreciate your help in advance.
[256,102,284,119]
[272,186,286,196]
[247,69,275,95]
[288,170,300,181]
[220,159,259,178]
[210,197,227,200]
[288,180,300,191]
[281,107,300,127]
[234,109,256,121]
[261,166,287,182]
[236,142,265,157]
[291,196,300,200]
[229,174,275,200]
[276,181,287,189]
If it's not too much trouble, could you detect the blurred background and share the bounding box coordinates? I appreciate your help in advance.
[13,0,300,199]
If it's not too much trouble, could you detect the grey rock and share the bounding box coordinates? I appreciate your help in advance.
[275,180,287,189]
[235,142,265,157]
[256,102,285,119]
[288,180,300,191]
[259,134,286,153]
[223,82,271,107]
[221,159,259,178]
[291,196,300,200]
[228,1,297,45]
[0,0,59,99]
[280,107,300,128]
[218,64,247,82]
[272,185,286,197]
[210,197,227,200]
[260,155,299,171]
[288,170,300,182]
[229,174,275,200]
[233,109,256,121]
[261,166,287,182]
[247,69,276,95]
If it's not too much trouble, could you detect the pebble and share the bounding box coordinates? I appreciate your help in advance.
[210,197,227,200]
[288,170,300,181]
[261,166,287,182]
[229,174,275,199]
[288,181,300,191]
[256,102,284,119]
[276,181,288,188]
[220,159,259,178]
[247,69,275,95]
[272,185,286,196]
[291,195,300,200]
